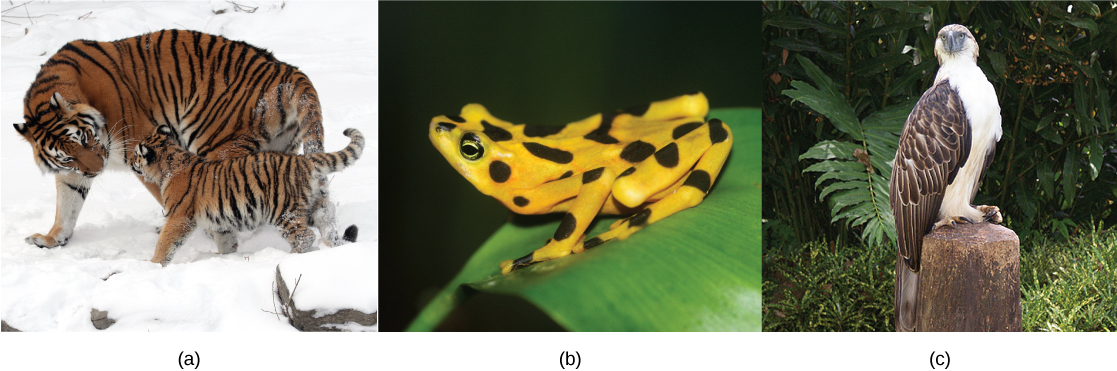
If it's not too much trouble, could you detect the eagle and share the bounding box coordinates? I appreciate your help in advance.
[889,24,1003,332]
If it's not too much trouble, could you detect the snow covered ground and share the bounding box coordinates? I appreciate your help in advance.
[1,1,377,331]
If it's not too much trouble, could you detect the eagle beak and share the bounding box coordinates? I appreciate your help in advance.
[945,31,964,53]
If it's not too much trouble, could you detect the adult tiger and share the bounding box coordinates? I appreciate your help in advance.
[13,29,349,251]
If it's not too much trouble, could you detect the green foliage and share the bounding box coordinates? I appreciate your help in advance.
[763,1,1117,247]
[1021,223,1117,331]
[409,109,761,331]
[763,239,895,332]
[788,54,907,247]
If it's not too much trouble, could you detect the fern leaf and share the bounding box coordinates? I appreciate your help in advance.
[789,56,908,247]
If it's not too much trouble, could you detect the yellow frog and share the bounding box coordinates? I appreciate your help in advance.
[429,93,733,274]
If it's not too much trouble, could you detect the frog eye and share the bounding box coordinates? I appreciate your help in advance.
[460,132,485,161]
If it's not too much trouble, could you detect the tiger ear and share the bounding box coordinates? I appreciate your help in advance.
[14,123,27,134]
[50,92,74,113]
[156,125,178,142]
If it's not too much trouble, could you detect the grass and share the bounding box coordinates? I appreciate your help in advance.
[1021,226,1117,332]
[762,237,895,332]
[763,224,1116,332]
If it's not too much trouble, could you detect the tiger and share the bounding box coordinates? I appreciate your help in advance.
[12,29,351,250]
[131,125,364,266]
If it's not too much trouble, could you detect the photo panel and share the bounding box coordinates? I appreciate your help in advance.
[761,1,1115,332]
[1,1,377,332]
[380,1,762,332]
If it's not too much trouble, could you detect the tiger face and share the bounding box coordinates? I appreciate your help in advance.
[14,92,109,178]
[131,125,182,185]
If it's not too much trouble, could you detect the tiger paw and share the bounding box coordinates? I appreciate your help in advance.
[26,233,66,248]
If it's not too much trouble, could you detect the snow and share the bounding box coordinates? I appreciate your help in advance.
[278,243,378,316]
[1,1,377,331]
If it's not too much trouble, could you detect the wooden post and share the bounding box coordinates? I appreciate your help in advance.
[915,222,1021,331]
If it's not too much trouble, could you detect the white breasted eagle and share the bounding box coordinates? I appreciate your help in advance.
[889,24,1003,332]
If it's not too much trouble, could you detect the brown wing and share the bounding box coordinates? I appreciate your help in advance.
[889,80,971,273]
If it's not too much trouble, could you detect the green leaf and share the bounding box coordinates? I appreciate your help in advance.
[987,50,1007,78]
[1050,16,1099,37]
[796,54,841,100]
[1038,125,1065,144]
[1038,159,1056,197]
[812,161,869,187]
[1008,2,1041,31]
[1088,137,1103,180]
[764,14,846,36]
[819,179,865,200]
[873,1,932,15]
[887,61,935,97]
[784,56,862,140]
[770,38,846,67]
[830,188,872,215]
[1074,1,1101,17]
[1062,148,1078,209]
[798,140,860,161]
[861,99,914,131]
[1043,34,1074,55]
[408,108,762,331]
[1096,84,1111,128]
[1035,111,1060,132]
[852,54,912,77]
[853,20,930,41]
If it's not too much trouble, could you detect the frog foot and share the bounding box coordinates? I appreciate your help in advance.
[500,253,532,275]
[500,237,581,274]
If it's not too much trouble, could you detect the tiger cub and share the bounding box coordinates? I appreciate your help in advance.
[13,29,346,251]
[131,125,364,266]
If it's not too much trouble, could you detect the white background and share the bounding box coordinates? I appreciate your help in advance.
[0,1,1112,369]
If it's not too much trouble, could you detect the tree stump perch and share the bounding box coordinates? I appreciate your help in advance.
[915,222,1021,331]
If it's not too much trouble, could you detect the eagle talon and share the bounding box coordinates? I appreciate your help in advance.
[933,215,975,230]
[976,205,1002,224]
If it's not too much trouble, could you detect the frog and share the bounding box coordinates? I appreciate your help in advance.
[428,92,733,274]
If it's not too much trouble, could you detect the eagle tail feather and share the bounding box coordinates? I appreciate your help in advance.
[896,253,920,332]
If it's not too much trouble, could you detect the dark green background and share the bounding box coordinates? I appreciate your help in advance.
[380,2,761,331]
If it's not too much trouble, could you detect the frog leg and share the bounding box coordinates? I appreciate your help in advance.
[594,119,733,245]
[503,173,583,215]
[637,93,709,122]
[612,118,728,208]
[500,167,616,274]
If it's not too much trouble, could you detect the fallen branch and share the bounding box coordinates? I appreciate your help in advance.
[226,0,257,13]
